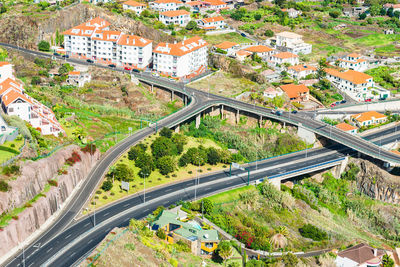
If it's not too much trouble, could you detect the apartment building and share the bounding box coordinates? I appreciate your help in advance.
[150,0,183,12]
[63,18,153,70]
[0,62,13,83]
[197,16,226,30]
[275,31,312,55]
[269,52,299,66]
[244,45,275,58]
[153,36,208,78]
[287,64,317,79]
[159,10,190,27]
[122,0,146,15]
[338,53,368,72]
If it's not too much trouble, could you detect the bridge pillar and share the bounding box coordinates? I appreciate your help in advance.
[221,105,224,119]
[195,114,201,129]
[269,179,281,190]
[297,123,316,144]
[175,125,180,133]
[171,91,174,101]
[151,84,154,93]
[258,115,263,128]
[236,110,240,124]
[333,156,348,178]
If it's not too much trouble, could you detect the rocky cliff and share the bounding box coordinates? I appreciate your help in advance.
[351,159,400,204]
[0,145,100,257]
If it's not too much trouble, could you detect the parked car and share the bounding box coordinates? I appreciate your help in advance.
[365,99,372,102]
[330,103,336,107]
[132,69,140,73]
[62,54,69,58]
[86,59,94,63]
[291,110,298,114]
[335,101,341,105]
[276,111,282,116]
[270,110,276,114]
[108,64,116,68]
[340,100,347,104]
[53,52,61,56]
[124,67,132,71]
[240,32,247,37]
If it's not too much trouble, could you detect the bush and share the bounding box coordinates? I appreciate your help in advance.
[48,179,58,187]
[81,144,96,155]
[207,147,221,165]
[2,164,20,176]
[65,151,82,166]
[102,195,108,199]
[31,76,41,85]
[329,10,341,18]
[128,144,146,160]
[156,228,166,239]
[159,127,172,138]
[264,29,274,37]
[215,48,227,54]
[0,180,10,192]
[101,180,113,191]
[299,224,328,241]
[38,40,50,51]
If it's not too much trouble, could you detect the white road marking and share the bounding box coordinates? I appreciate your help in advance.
[69,252,76,258]
[143,208,149,212]
[205,187,212,190]
[165,188,172,192]
[103,212,109,217]
[123,203,130,207]
[88,239,93,244]
[46,247,53,253]
[84,223,90,227]
[65,234,71,239]
[28,262,34,267]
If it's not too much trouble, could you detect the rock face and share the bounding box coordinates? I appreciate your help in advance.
[352,159,400,204]
[0,145,100,257]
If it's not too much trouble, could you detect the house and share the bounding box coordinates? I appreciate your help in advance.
[261,69,280,82]
[235,50,252,61]
[351,111,387,127]
[335,122,358,134]
[63,18,153,69]
[153,36,208,79]
[0,114,18,145]
[287,64,316,79]
[185,1,202,12]
[263,87,283,99]
[214,41,237,54]
[197,16,226,30]
[338,53,368,72]
[275,31,312,55]
[281,8,302,18]
[269,52,299,66]
[201,0,228,11]
[383,3,400,12]
[159,10,190,27]
[244,45,275,58]
[90,0,113,4]
[0,62,13,83]
[299,79,319,86]
[384,28,394,34]
[343,6,368,17]
[67,71,92,87]
[122,0,146,15]
[280,83,309,102]
[151,210,219,256]
[324,68,374,101]
[150,0,183,12]
[335,243,385,267]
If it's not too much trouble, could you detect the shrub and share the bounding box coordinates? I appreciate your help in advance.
[2,164,20,176]
[81,144,96,155]
[101,180,113,191]
[48,179,58,187]
[65,151,82,166]
[207,147,221,165]
[159,127,172,138]
[102,195,108,199]
[174,240,191,252]
[10,144,15,148]
[128,144,147,160]
[25,203,32,208]
[0,180,10,192]
[96,190,102,194]
[299,224,328,241]
[156,228,166,239]
[12,215,19,220]
[110,192,115,196]
[156,156,176,175]
[264,29,274,37]
[38,40,50,51]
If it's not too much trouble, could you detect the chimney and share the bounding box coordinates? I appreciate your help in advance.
[373,249,377,257]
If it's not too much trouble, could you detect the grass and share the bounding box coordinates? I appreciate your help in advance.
[375,44,397,54]
[205,185,254,204]
[203,32,253,45]
[352,33,400,47]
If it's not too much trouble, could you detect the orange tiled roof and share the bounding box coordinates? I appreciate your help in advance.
[186,1,202,5]
[91,30,122,41]
[280,84,309,99]
[201,16,224,23]
[203,0,226,6]
[68,71,81,76]
[63,17,110,36]
[214,41,237,49]
[272,52,298,59]
[325,68,372,85]
[2,89,32,106]
[153,36,208,57]
[244,45,273,53]
[160,10,190,17]
[336,122,357,132]
[123,0,146,6]
[288,64,317,72]
[0,62,10,67]
[117,34,152,47]
[339,58,366,64]
[392,150,400,155]
[351,111,386,122]
[236,50,252,56]
[347,53,361,58]
[154,0,182,4]
[82,17,111,29]
[0,78,23,95]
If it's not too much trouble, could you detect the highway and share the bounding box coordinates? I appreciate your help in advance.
[0,42,400,266]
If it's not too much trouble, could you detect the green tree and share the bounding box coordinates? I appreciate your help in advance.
[369,4,380,16]
[207,147,221,165]
[186,20,198,30]
[159,127,172,138]
[128,144,146,161]
[151,136,177,159]
[217,241,233,267]
[329,10,341,18]
[135,153,155,171]
[0,180,10,192]
[38,40,50,51]
[358,12,367,20]
[58,63,74,76]
[382,254,395,267]
[31,76,41,85]
[101,180,113,191]
[264,29,274,37]
[156,156,176,175]
[317,58,327,80]
[202,198,214,214]
[112,163,133,181]
[171,133,187,154]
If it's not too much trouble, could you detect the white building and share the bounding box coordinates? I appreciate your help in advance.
[282,8,302,18]
[202,0,228,11]
[275,31,312,55]
[0,62,13,83]
[123,0,146,15]
[269,52,299,66]
[67,71,92,87]
[159,10,190,27]
[244,45,275,58]
[153,36,208,79]
[197,16,226,30]
[63,18,153,70]
[214,41,238,55]
[338,53,368,72]
[335,243,384,267]
[90,0,113,4]
[150,0,183,12]
[287,64,316,79]
[263,87,283,99]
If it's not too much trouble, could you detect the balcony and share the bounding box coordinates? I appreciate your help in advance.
[201,242,218,253]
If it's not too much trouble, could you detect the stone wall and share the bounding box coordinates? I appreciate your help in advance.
[0,145,100,257]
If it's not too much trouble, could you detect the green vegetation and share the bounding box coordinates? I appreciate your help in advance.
[203,32,252,45]
[365,66,400,92]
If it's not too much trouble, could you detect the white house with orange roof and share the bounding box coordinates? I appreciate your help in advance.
[275,31,312,55]
[117,34,153,69]
[214,41,237,54]
[152,36,208,78]
[244,45,275,58]
[150,0,183,12]
[338,53,368,72]
[197,16,226,30]
[0,62,13,83]
[91,30,123,65]
[288,64,317,79]
[335,122,358,134]
[67,71,92,87]
[351,111,387,127]
[201,0,228,11]
[185,1,202,12]
[159,10,190,27]
[123,0,146,15]
[269,52,299,66]
[235,50,252,61]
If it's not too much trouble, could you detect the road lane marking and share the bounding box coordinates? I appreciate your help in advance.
[69,252,76,258]
[143,208,149,212]
[103,212,109,217]
[28,262,34,267]
[88,239,93,244]
[123,203,130,207]
[65,234,71,239]
[46,247,53,253]
[165,188,172,192]
[84,223,90,227]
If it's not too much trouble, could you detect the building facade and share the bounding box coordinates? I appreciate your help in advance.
[122,0,146,15]
[269,52,299,66]
[287,64,317,79]
[275,31,312,55]
[197,16,226,30]
[150,0,183,12]
[159,10,190,27]
[338,53,368,72]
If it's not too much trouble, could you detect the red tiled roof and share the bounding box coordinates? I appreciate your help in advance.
[288,64,317,72]
[154,0,182,4]
[244,45,273,53]
[325,68,372,85]
[272,52,298,59]
[0,62,10,67]
[280,84,309,99]
[201,16,224,23]
[203,0,226,6]
[160,10,190,17]
[2,89,32,106]
[351,111,386,122]
[336,122,357,132]
[117,34,152,47]
[91,30,122,41]
[123,0,146,6]
[214,41,237,49]
[153,36,208,57]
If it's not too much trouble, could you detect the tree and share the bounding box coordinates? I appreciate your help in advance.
[38,40,50,52]
[317,58,327,80]
[202,198,214,214]
[217,241,233,267]
[382,254,395,267]
[0,6,7,14]
[159,127,172,138]
[299,224,328,241]
[281,253,298,267]
[128,144,146,161]
[58,63,74,76]
[329,10,341,18]
[112,163,133,181]
[369,4,380,16]
[135,153,155,171]
[151,136,177,159]
[186,20,198,31]
[358,12,367,20]
[31,76,41,85]
[101,180,113,191]
[264,29,274,37]
[207,147,221,165]
[171,134,187,154]
[156,156,176,175]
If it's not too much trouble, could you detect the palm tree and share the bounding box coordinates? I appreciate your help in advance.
[270,226,289,249]
[218,241,233,267]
